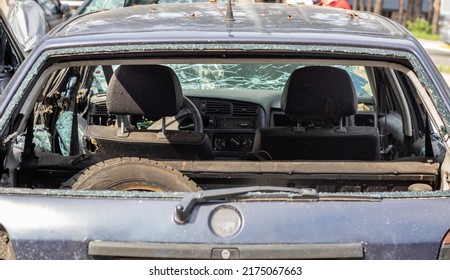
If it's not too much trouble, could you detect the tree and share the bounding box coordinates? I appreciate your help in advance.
[367,0,372,12]
[373,0,384,14]
[432,0,441,34]
[399,0,405,24]
[407,0,415,21]
[414,0,424,19]
[359,0,364,11]
[428,0,434,22]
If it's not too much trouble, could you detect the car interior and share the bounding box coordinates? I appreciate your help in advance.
[2,57,447,193]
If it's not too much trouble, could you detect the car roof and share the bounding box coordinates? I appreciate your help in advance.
[53,3,411,42]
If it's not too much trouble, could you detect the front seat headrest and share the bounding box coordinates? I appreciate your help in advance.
[106,64,183,117]
[282,66,357,120]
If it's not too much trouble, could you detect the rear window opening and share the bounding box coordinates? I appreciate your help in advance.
[1,57,448,194]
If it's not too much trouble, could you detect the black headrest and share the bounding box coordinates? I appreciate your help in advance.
[281,66,357,120]
[106,65,183,116]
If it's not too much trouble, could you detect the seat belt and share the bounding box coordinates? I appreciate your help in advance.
[0,28,7,67]
[18,111,38,187]
[425,114,434,158]
[69,68,81,156]
[102,65,113,84]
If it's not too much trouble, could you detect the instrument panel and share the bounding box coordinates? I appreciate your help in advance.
[212,133,255,152]
[189,97,265,157]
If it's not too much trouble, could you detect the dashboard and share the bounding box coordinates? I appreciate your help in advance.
[88,94,268,159]
[188,97,265,158]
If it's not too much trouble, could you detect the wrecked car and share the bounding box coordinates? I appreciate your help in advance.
[0,0,46,54]
[35,0,72,30]
[1,2,450,259]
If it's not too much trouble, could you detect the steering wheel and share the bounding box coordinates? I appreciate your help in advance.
[148,96,203,133]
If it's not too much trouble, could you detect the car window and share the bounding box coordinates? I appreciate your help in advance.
[89,64,373,95]
[0,14,23,94]
[36,0,62,15]
[78,0,228,14]
[3,56,438,191]
[78,0,125,14]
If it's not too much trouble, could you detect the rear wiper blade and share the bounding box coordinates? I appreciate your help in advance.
[319,193,382,201]
[173,186,318,224]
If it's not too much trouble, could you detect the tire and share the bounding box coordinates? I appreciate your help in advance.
[64,157,200,192]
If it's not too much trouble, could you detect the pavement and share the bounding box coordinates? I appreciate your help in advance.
[419,39,450,85]
[420,39,450,54]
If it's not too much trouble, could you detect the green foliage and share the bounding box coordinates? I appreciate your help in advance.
[406,18,431,34]
[406,17,441,41]
[410,32,441,41]
[437,64,450,74]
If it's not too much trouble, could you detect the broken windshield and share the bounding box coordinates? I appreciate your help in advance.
[90,64,373,96]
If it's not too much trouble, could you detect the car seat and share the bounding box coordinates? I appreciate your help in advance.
[253,66,379,160]
[83,64,214,160]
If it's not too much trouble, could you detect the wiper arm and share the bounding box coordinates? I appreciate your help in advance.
[173,186,318,224]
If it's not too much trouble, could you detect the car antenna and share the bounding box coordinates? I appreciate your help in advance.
[225,0,235,22]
